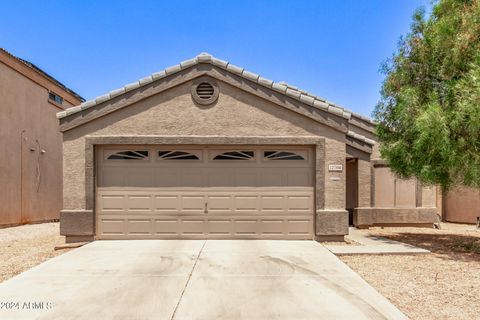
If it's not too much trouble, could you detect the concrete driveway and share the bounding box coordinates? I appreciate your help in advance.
[0,240,406,320]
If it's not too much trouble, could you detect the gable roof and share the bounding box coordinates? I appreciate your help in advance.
[58,53,372,120]
[0,48,85,103]
[57,52,375,145]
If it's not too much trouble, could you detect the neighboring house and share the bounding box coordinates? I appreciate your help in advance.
[443,187,479,224]
[0,48,84,226]
[58,53,438,243]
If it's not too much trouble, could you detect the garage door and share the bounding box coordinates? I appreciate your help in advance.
[96,146,314,239]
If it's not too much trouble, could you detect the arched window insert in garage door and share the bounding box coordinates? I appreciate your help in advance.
[263,151,306,160]
[213,151,255,160]
[158,150,201,160]
[106,150,149,160]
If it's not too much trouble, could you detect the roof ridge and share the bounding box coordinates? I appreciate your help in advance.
[57,52,375,129]
[0,48,85,102]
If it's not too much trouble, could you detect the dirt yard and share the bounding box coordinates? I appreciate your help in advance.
[0,222,69,283]
[341,223,480,320]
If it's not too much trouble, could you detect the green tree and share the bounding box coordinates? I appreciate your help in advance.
[374,0,480,190]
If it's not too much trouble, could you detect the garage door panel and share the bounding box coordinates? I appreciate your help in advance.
[154,195,180,212]
[181,219,205,235]
[99,195,125,211]
[100,219,125,235]
[233,219,258,235]
[207,195,233,212]
[261,196,285,212]
[259,219,284,235]
[127,195,153,211]
[100,168,125,187]
[125,170,155,187]
[154,172,181,187]
[287,195,312,211]
[96,146,314,239]
[207,219,232,235]
[127,219,152,235]
[103,168,155,188]
[261,171,284,186]
[234,195,259,213]
[286,219,312,234]
[178,169,205,187]
[181,195,205,212]
[207,169,234,187]
[233,170,258,187]
[154,219,179,235]
[287,170,311,186]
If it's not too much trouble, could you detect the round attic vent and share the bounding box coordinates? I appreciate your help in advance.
[191,80,219,105]
[196,82,214,99]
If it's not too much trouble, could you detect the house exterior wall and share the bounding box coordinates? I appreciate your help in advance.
[444,186,480,224]
[0,52,82,226]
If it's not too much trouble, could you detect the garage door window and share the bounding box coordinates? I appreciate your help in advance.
[107,150,149,160]
[213,151,254,160]
[264,151,305,160]
[158,151,200,160]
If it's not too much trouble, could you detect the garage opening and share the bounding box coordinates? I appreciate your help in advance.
[95,145,315,240]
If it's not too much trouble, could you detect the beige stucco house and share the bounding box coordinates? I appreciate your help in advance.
[57,53,439,243]
[0,48,84,226]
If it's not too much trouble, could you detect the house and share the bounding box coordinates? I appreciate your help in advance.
[57,53,438,243]
[0,48,84,226]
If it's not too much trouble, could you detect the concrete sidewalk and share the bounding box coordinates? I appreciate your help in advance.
[0,240,407,320]
[324,228,430,255]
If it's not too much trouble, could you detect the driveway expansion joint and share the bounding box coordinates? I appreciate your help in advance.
[170,239,206,320]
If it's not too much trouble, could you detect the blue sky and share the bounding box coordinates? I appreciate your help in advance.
[1,1,430,117]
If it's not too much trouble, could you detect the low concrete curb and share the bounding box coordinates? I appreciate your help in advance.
[324,228,430,255]
[325,245,430,255]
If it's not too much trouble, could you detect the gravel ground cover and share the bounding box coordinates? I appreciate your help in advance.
[0,222,69,283]
[341,223,480,320]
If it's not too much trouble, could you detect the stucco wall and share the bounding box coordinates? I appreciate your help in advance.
[0,61,76,225]
[324,138,346,210]
[394,179,416,208]
[357,159,371,207]
[62,78,344,210]
[445,186,480,224]
[370,139,437,212]
[353,161,439,227]
[374,166,396,207]
[372,165,436,209]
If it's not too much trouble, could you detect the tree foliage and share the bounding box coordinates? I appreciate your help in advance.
[374,0,480,190]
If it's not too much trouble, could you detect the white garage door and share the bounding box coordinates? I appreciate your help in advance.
[96,146,314,239]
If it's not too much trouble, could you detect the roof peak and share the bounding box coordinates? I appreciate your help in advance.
[57,52,374,128]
